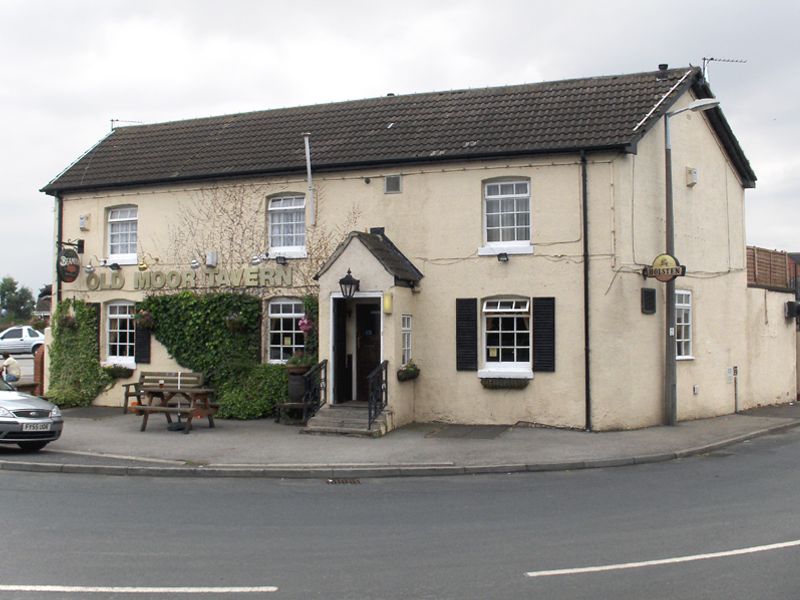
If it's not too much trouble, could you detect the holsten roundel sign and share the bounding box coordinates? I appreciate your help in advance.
[643,253,686,283]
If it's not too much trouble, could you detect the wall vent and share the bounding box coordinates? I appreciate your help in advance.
[384,175,402,194]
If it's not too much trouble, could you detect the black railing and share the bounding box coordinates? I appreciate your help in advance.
[303,359,328,420]
[367,360,388,430]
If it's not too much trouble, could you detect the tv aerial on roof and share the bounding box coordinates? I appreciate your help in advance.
[701,57,747,82]
[110,118,143,131]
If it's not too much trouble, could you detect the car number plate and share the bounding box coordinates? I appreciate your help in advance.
[22,423,51,432]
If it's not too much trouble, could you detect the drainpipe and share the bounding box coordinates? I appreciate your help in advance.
[302,132,315,226]
[581,151,592,431]
[55,192,63,304]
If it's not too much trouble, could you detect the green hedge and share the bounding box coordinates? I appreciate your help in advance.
[217,363,288,419]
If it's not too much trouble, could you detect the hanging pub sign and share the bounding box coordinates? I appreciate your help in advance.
[57,248,81,283]
[643,253,686,283]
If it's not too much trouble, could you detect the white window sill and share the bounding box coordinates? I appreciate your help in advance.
[106,357,135,368]
[270,248,308,259]
[107,254,137,266]
[477,244,533,257]
[478,368,533,380]
[676,356,695,361]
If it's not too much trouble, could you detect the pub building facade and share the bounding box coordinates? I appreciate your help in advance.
[42,66,797,433]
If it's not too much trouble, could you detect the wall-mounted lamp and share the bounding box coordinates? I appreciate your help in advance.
[84,263,95,274]
[497,252,509,263]
[137,253,160,271]
[250,252,269,266]
[108,262,121,271]
[275,256,288,266]
[383,292,393,315]
[339,269,360,299]
[190,259,201,271]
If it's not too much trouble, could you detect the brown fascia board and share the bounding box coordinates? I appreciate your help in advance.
[41,143,635,196]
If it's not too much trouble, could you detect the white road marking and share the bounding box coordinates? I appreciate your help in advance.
[526,539,800,578]
[0,585,277,593]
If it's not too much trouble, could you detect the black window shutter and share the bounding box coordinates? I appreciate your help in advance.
[455,298,478,371]
[532,297,555,372]
[134,326,151,364]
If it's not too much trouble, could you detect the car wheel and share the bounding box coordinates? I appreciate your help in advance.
[31,344,42,355]
[17,441,49,452]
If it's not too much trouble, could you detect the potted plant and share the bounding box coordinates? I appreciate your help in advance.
[134,309,155,330]
[397,359,420,382]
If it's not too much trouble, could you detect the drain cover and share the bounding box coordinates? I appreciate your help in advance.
[327,478,361,485]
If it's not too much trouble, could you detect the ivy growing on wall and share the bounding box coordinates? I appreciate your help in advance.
[49,298,111,407]
[138,292,262,387]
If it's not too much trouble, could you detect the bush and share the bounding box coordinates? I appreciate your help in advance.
[217,363,288,419]
[48,299,111,407]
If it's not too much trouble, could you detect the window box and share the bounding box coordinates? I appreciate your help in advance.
[480,377,529,390]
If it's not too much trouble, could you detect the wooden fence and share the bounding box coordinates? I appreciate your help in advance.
[747,246,797,292]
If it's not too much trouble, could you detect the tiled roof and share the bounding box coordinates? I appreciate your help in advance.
[316,229,423,287]
[42,66,755,193]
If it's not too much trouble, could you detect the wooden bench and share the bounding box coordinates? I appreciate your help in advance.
[122,371,205,414]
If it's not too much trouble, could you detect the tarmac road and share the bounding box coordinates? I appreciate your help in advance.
[1,427,800,599]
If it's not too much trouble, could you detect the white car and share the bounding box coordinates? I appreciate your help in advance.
[0,379,63,451]
[0,326,45,355]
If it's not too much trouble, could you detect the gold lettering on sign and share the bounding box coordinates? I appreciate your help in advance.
[89,265,294,291]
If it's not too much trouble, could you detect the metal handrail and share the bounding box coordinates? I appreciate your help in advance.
[367,360,388,430]
[302,359,328,420]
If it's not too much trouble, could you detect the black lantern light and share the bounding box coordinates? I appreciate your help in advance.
[339,269,360,299]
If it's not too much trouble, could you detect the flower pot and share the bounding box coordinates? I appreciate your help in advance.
[287,372,308,401]
[397,368,420,382]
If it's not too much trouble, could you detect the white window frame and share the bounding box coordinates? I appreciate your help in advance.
[107,206,138,265]
[478,180,533,256]
[268,195,307,259]
[107,301,135,367]
[478,298,533,379]
[401,314,412,366]
[675,290,693,360]
[267,298,305,363]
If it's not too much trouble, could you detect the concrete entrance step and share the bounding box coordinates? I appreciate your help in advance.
[302,404,393,437]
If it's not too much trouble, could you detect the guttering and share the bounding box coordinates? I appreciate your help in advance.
[55,193,63,303]
[581,150,592,431]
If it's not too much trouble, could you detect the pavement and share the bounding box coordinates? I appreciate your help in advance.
[1,403,800,479]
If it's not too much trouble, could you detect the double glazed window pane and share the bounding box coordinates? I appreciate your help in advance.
[485,183,530,243]
[269,196,305,249]
[108,303,135,359]
[484,310,530,364]
[268,300,304,361]
[108,207,138,256]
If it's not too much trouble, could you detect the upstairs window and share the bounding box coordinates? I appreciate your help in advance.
[108,206,138,264]
[268,195,306,256]
[479,180,532,256]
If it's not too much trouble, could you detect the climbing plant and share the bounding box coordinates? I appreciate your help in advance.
[48,298,111,407]
[138,291,262,387]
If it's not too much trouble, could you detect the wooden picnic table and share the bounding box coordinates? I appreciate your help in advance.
[138,386,218,434]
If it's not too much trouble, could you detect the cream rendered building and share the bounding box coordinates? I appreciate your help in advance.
[43,65,796,433]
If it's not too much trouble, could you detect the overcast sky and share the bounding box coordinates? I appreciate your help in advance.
[1,0,797,293]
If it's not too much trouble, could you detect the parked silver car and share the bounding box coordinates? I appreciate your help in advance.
[0,379,63,451]
[0,325,45,355]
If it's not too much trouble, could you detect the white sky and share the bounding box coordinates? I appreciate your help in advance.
[1,0,797,293]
